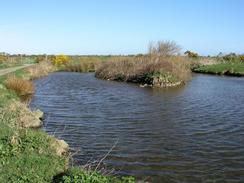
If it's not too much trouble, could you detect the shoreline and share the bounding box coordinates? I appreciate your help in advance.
[192,63,244,77]
[0,62,136,182]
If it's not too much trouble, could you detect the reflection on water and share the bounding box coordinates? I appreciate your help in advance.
[31,72,244,182]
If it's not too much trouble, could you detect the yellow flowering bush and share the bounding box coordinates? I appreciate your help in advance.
[52,54,70,66]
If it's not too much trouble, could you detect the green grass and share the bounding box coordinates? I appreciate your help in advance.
[193,63,244,76]
[0,67,28,83]
[0,67,29,107]
[0,85,18,107]
[0,106,67,183]
[0,65,67,183]
[53,168,135,183]
[0,102,136,182]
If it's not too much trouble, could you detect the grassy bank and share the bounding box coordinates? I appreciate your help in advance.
[190,53,244,76]
[0,62,135,183]
[193,63,244,76]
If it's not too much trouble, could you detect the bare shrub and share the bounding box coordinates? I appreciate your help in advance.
[149,40,181,57]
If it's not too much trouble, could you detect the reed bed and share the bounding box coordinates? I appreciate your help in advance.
[25,61,56,79]
[62,57,102,72]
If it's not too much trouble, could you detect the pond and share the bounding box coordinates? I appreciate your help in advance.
[30,72,244,182]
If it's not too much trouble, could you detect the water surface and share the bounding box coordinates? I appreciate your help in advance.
[31,72,244,182]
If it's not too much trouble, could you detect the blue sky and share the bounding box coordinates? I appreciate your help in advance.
[0,0,243,55]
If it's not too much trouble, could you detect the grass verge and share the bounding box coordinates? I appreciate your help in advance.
[193,63,244,76]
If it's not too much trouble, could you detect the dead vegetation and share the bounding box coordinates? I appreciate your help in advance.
[62,57,102,72]
[96,41,191,87]
[4,75,35,96]
[1,101,42,128]
[25,61,56,79]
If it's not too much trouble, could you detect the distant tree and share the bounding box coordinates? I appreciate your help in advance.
[149,40,181,57]
[223,53,237,62]
[217,52,224,57]
[135,53,144,57]
[184,50,199,58]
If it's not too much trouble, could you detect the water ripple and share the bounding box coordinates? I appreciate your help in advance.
[31,72,244,182]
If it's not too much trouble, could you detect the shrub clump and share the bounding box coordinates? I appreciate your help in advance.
[4,76,35,96]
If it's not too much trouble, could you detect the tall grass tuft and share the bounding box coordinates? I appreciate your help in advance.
[4,75,35,96]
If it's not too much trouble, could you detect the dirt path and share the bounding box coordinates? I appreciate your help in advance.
[0,64,34,76]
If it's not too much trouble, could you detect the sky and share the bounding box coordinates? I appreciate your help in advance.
[0,0,243,55]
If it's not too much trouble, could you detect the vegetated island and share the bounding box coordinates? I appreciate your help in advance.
[95,41,191,88]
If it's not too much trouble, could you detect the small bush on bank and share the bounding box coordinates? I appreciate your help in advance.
[4,76,35,96]
[53,167,135,183]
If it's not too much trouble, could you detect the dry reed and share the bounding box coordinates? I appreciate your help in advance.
[25,61,56,79]
[4,75,35,96]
